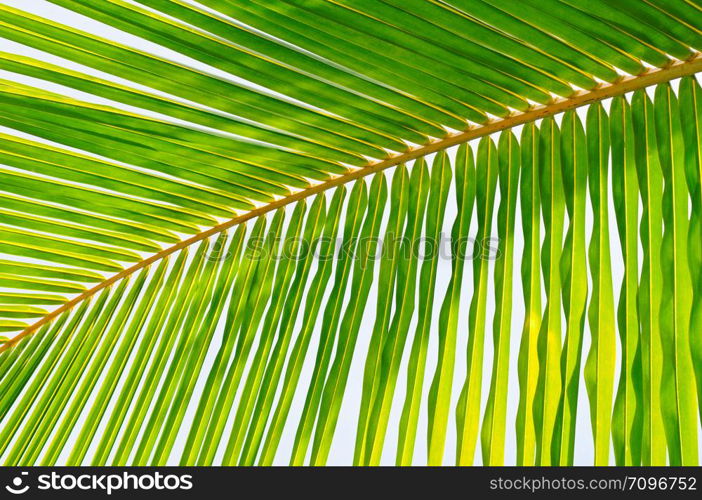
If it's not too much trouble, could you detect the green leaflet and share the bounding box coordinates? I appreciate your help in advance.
[216,197,323,466]
[0,297,96,464]
[403,0,600,89]
[0,132,248,215]
[0,54,367,166]
[91,250,190,465]
[334,0,563,102]
[631,89,666,466]
[0,305,46,319]
[480,131,519,465]
[37,280,142,465]
[515,122,541,466]
[129,237,222,465]
[112,244,210,465]
[361,159,430,466]
[0,5,406,152]
[311,172,388,465]
[252,189,345,466]
[456,136,499,466]
[0,314,73,426]
[34,276,140,466]
[289,180,368,465]
[654,83,698,466]
[561,0,692,60]
[610,96,642,466]
[679,76,702,432]
[111,0,465,130]
[66,258,170,465]
[354,164,409,465]
[396,153,451,465]
[551,111,587,466]
[584,102,616,466]
[150,233,248,465]
[533,117,565,466]
[0,193,177,244]
[198,210,295,466]
[0,202,156,251]
[184,220,271,465]
[427,143,476,465]
[181,216,284,465]
[170,219,280,467]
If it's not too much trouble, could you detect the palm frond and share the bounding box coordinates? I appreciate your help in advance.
[0,0,701,466]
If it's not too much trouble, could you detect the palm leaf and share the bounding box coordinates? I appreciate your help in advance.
[1,0,701,466]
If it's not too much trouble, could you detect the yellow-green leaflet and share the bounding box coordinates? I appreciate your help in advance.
[310,172,388,465]
[427,144,476,465]
[515,122,541,466]
[362,160,430,466]
[253,190,344,466]
[289,180,368,465]
[533,117,564,466]
[456,136,499,465]
[480,131,519,465]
